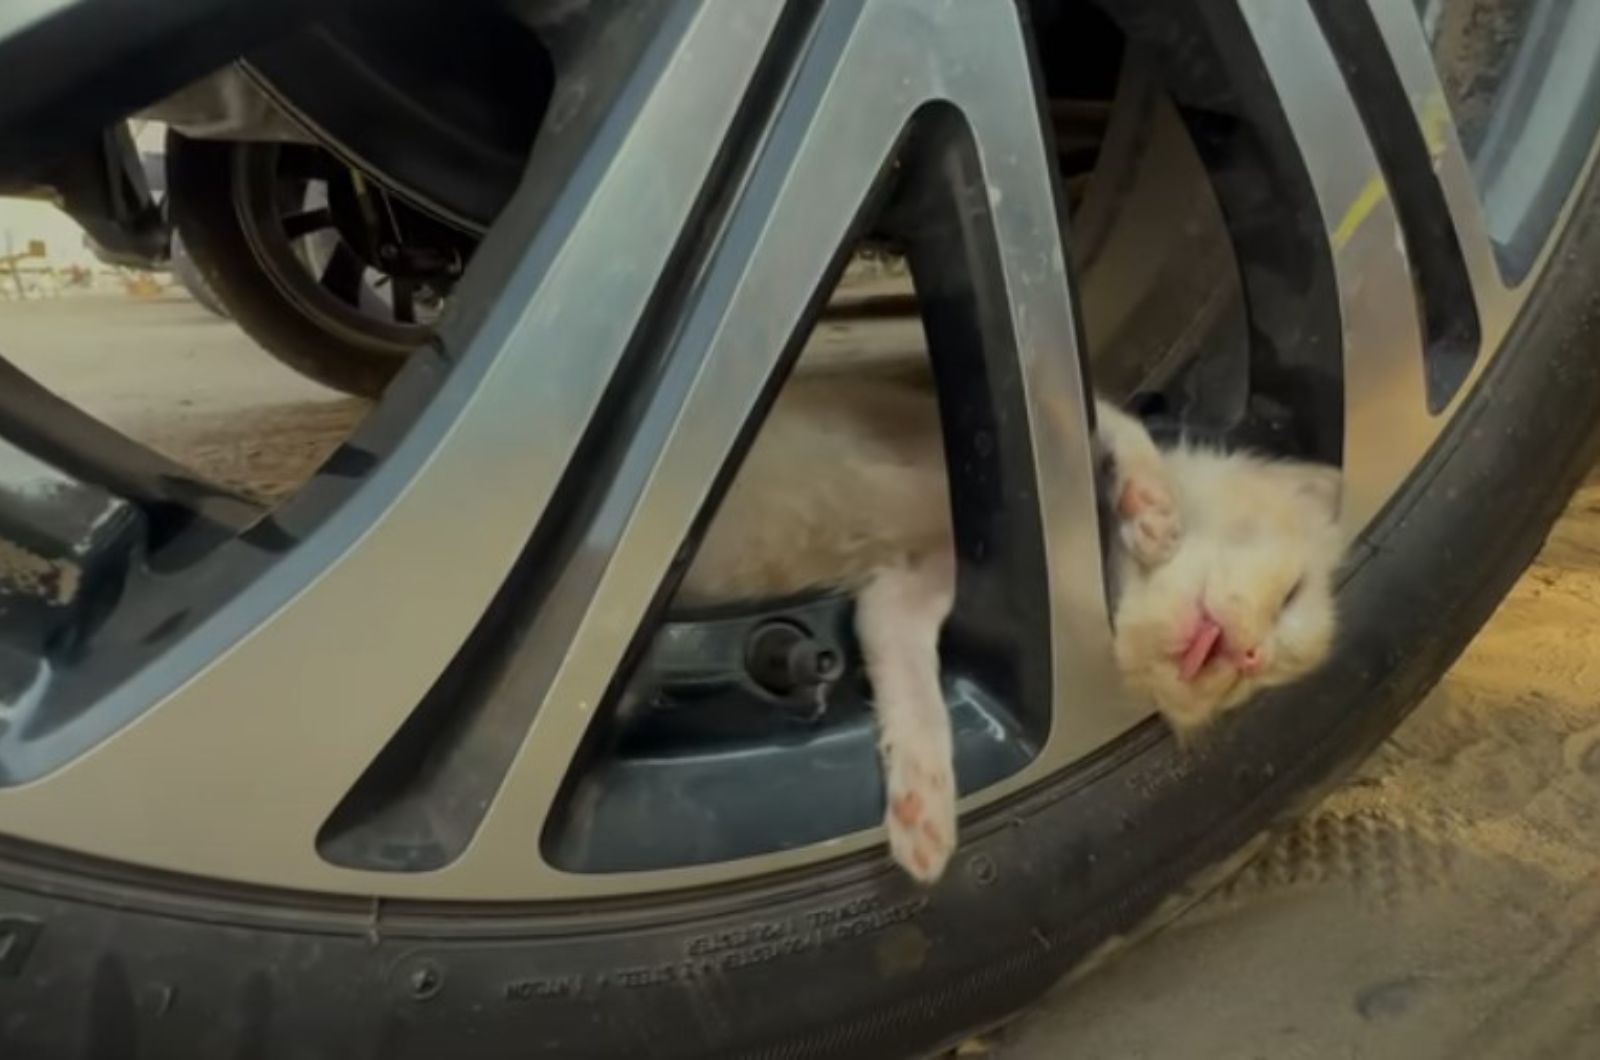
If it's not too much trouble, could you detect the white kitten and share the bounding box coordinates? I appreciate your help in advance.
[677,368,1344,883]
[1109,430,1344,734]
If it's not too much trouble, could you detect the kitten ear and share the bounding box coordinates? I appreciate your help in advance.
[1278,461,1342,520]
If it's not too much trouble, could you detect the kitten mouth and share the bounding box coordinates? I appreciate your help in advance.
[1177,616,1224,681]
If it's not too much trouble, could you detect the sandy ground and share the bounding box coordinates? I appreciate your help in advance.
[4,292,1600,1057]
[0,294,364,502]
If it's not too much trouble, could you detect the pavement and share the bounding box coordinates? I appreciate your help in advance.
[5,291,1600,1059]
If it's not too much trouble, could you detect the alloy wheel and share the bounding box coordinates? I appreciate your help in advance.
[0,0,1597,908]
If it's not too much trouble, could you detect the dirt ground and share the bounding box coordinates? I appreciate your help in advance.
[4,292,1600,1058]
[0,293,364,502]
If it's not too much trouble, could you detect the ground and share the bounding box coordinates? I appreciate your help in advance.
[4,292,1599,1058]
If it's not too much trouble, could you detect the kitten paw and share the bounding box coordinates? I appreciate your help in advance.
[883,743,957,884]
[1117,470,1182,567]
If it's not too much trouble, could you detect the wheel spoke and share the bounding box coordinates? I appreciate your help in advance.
[390,277,416,324]
[0,0,789,898]
[0,354,258,532]
[1359,1,1504,321]
[1239,1,1432,532]
[280,205,334,240]
[318,242,365,305]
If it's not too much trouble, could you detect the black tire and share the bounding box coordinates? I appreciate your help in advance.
[164,132,414,398]
[6,128,1600,1060]
[167,230,229,319]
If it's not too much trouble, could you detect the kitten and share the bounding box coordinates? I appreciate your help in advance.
[676,367,1344,883]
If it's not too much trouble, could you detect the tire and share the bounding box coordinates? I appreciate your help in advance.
[6,131,1600,1060]
[167,230,229,319]
[164,132,416,398]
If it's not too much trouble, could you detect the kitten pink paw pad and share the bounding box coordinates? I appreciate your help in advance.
[884,749,957,885]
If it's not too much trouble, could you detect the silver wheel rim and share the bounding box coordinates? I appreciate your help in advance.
[0,0,1597,902]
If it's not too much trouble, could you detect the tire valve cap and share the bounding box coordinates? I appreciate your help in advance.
[746,621,845,705]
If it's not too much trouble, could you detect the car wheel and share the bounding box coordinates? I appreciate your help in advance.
[3,3,1600,1058]
[164,131,466,397]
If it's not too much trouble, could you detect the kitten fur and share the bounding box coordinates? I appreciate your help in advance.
[677,366,1345,883]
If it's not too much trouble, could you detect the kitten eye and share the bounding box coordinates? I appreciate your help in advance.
[1282,577,1305,610]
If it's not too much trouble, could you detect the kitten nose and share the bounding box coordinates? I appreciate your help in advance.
[1237,646,1264,675]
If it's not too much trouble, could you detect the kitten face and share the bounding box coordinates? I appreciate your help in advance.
[1111,453,1344,732]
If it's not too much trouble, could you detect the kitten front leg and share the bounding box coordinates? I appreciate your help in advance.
[1095,398,1181,567]
[855,551,958,884]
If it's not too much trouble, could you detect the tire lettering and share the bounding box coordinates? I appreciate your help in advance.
[500,895,928,1003]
